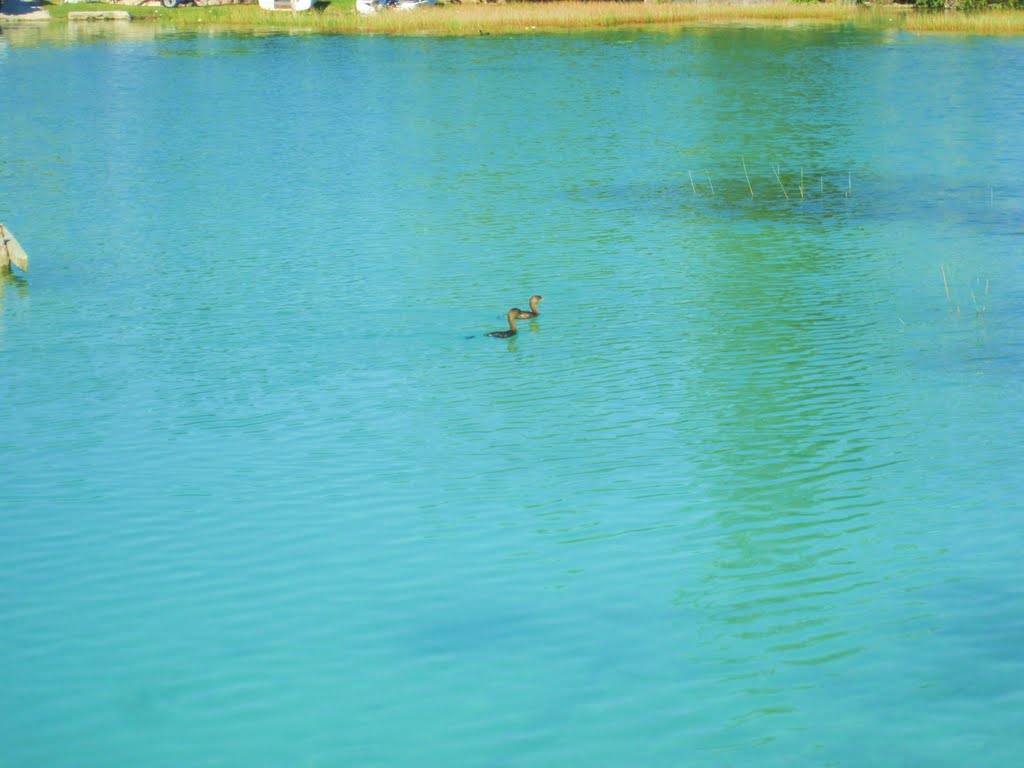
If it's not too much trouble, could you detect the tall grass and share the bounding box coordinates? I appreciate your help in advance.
[50,1,866,35]
[900,8,1024,34]
[44,1,1024,37]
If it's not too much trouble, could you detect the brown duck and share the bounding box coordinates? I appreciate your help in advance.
[486,308,521,338]
[514,295,543,320]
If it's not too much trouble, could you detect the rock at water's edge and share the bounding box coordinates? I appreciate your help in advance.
[68,9,132,18]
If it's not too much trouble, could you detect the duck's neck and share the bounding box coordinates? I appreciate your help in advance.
[508,316,518,332]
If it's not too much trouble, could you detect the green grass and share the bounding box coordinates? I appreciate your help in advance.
[49,0,353,23]
[40,1,1024,37]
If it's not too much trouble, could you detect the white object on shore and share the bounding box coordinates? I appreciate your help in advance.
[0,223,29,273]
[258,0,314,10]
[356,0,436,14]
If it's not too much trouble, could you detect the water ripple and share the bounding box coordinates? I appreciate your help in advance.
[3,26,1024,768]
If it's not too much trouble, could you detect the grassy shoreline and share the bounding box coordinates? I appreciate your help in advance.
[38,0,1024,36]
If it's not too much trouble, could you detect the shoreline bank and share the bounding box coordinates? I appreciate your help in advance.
[6,1,1024,36]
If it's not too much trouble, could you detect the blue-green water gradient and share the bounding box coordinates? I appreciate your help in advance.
[2,24,1024,767]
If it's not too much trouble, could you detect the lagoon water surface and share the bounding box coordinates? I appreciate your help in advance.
[2,23,1024,767]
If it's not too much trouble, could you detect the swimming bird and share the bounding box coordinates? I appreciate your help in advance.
[514,295,543,320]
[486,308,521,338]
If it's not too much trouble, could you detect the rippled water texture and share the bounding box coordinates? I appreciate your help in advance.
[3,24,1024,767]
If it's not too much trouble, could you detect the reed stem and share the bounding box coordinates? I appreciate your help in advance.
[705,169,715,196]
[941,265,953,316]
[772,164,789,200]
[742,156,753,199]
[689,170,697,195]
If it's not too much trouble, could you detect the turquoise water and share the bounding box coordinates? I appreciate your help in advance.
[3,23,1024,766]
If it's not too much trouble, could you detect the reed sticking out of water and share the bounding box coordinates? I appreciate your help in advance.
[941,265,952,316]
[742,157,754,199]
[689,171,697,196]
[847,172,852,197]
[799,168,805,199]
[974,278,989,316]
[772,164,789,200]
[705,170,715,197]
